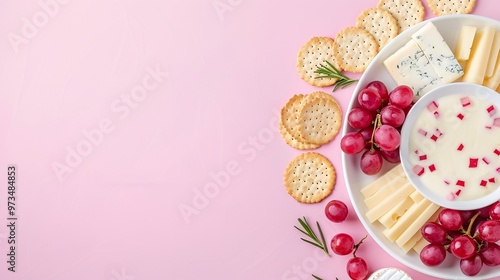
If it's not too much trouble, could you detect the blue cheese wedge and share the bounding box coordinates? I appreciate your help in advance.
[411,22,464,84]
[383,40,443,100]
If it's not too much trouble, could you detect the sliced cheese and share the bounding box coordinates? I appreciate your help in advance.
[454,25,477,62]
[361,164,404,198]
[395,202,440,247]
[411,22,463,84]
[378,196,414,228]
[463,26,496,84]
[384,40,443,100]
[413,236,429,254]
[366,182,414,223]
[402,208,442,253]
[486,32,500,77]
[383,198,431,242]
[483,58,500,89]
[401,229,424,254]
[364,174,409,209]
[410,191,424,203]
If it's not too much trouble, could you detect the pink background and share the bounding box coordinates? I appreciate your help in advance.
[0,0,499,279]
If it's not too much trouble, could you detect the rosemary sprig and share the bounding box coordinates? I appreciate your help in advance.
[314,60,358,92]
[312,275,338,280]
[294,217,330,256]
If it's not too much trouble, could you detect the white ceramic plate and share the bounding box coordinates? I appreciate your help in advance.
[342,15,500,279]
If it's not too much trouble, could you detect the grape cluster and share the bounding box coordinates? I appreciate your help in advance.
[420,201,500,276]
[325,200,368,280]
[341,81,415,175]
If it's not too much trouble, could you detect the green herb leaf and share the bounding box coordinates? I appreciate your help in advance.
[294,217,330,256]
[314,60,358,92]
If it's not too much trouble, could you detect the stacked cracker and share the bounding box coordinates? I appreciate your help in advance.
[280,92,341,203]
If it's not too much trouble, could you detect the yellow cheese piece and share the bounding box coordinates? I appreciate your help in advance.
[361,164,404,198]
[483,60,500,89]
[486,32,500,77]
[454,25,477,62]
[410,191,424,203]
[396,203,440,247]
[364,174,409,209]
[383,198,432,242]
[401,229,424,254]
[463,27,496,84]
[401,208,442,253]
[378,196,414,228]
[366,182,414,223]
[413,237,429,254]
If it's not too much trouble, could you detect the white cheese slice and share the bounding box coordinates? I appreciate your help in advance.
[395,202,440,247]
[454,25,477,62]
[486,31,500,77]
[411,22,464,84]
[378,196,413,228]
[463,26,496,84]
[366,182,414,223]
[361,164,404,198]
[384,40,443,100]
[383,198,431,242]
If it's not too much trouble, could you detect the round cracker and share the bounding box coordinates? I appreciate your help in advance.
[427,0,476,16]
[280,94,309,142]
[356,8,399,50]
[296,37,341,87]
[334,27,378,73]
[283,152,336,203]
[377,0,425,32]
[279,121,320,150]
[297,95,342,145]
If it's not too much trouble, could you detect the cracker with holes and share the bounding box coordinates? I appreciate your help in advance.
[356,8,399,50]
[283,152,336,203]
[297,94,342,145]
[280,94,313,143]
[334,27,378,73]
[377,0,425,31]
[427,0,476,16]
[296,37,341,87]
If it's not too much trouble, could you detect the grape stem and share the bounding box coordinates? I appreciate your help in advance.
[369,114,381,152]
[352,235,368,258]
[460,211,484,251]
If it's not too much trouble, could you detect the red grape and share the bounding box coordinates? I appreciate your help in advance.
[402,102,414,116]
[421,222,447,244]
[380,105,405,127]
[357,88,382,111]
[341,132,365,155]
[366,80,389,104]
[460,254,483,276]
[348,107,374,129]
[480,243,500,266]
[374,125,401,151]
[477,220,500,242]
[346,257,368,280]
[359,126,374,148]
[461,210,476,226]
[478,205,492,219]
[325,200,348,223]
[360,149,383,175]
[450,235,477,259]
[379,147,400,163]
[331,233,354,255]
[489,201,500,220]
[389,85,414,109]
[420,244,446,267]
[439,209,463,231]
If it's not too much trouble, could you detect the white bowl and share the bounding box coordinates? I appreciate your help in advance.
[400,83,500,210]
